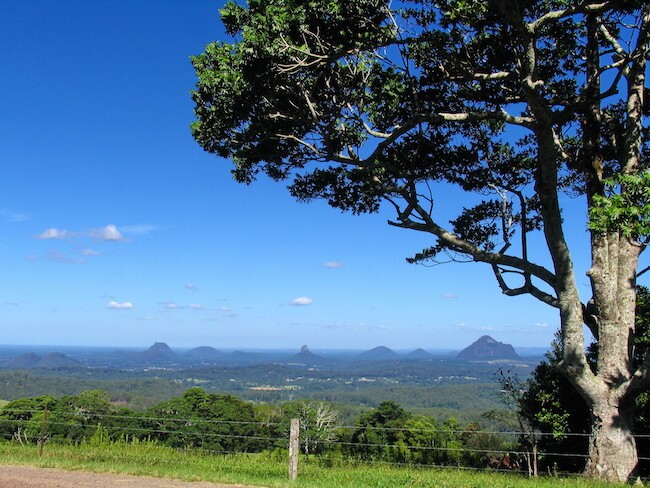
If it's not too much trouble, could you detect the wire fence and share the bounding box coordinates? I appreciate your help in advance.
[3,408,650,480]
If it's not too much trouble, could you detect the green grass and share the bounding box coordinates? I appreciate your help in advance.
[0,442,614,488]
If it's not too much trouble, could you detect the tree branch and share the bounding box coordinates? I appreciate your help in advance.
[387,203,558,290]
[529,1,616,33]
[492,264,560,307]
[273,133,320,155]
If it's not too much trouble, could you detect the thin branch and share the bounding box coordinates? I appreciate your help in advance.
[492,264,560,307]
[626,352,650,397]
[529,1,616,33]
[638,266,650,278]
[447,71,513,82]
[273,133,320,155]
[599,23,628,58]
[362,121,392,139]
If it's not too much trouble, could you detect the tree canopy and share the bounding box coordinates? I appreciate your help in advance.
[191,0,649,481]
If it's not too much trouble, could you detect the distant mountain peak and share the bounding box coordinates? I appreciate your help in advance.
[457,335,520,361]
[37,352,82,369]
[5,351,82,369]
[359,346,399,360]
[148,342,172,353]
[290,344,327,364]
[185,346,223,357]
[406,348,433,359]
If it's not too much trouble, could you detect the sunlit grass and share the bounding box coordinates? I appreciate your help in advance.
[0,441,613,488]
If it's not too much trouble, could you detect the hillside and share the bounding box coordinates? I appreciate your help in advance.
[456,335,520,361]
[358,346,399,361]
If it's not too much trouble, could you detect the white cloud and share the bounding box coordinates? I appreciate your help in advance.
[219,306,232,312]
[91,224,128,242]
[184,283,199,291]
[290,297,314,306]
[81,249,101,256]
[323,261,344,269]
[453,322,467,328]
[106,301,134,310]
[36,228,71,240]
[535,322,550,328]
[188,303,203,310]
[441,292,458,299]
[139,316,156,321]
[162,302,182,311]
[478,326,494,331]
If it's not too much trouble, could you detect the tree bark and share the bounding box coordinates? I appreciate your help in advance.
[584,396,637,482]
[572,234,641,482]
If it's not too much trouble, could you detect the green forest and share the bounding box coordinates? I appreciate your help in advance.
[1,382,646,478]
[0,387,536,474]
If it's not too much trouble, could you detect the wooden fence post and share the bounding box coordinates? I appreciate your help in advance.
[288,418,299,481]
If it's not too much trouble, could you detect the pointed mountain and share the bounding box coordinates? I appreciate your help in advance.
[406,348,433,359]
[358,346,399,361]
[288,345,328,365]
[456,335,520,361]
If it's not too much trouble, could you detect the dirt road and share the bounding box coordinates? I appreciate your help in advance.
[0,465,259,488]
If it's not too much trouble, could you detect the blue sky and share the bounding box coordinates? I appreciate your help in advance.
[0,0,587,350]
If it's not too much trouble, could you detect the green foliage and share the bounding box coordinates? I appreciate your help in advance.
[342,400,506,468]
[190,1,650,260]
[142,387,263,452]
[0,395,56,441]
[346,400,412,460]
[589,172,650,241]
[0,370,185,409]
[0,388,510,469]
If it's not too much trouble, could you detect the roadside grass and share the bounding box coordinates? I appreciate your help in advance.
[0,441,614,488]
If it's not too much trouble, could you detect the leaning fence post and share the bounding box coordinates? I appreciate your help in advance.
[288,418,299,480]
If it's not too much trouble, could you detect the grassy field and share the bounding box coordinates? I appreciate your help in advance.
[0,441,615,488]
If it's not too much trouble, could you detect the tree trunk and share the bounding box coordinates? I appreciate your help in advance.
[584,396,637,482]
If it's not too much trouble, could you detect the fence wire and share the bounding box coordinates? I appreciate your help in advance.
[2,407,648,479]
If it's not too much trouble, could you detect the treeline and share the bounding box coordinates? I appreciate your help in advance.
[0,388,520,471]
[0,370,507,425]
[0,371,186,409]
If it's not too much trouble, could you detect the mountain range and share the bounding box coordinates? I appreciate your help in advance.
[0,336,531,371]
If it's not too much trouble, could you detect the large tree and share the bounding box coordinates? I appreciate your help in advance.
[190,0,649,481]
[513,286,650,475]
